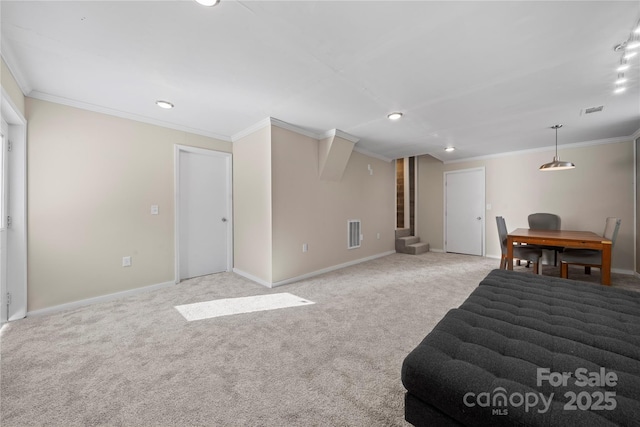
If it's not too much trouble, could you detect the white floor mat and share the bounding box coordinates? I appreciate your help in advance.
[175,293,315,321]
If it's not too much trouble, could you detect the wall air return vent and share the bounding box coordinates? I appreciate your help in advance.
[347,220,362,249]
[581,105,604,115]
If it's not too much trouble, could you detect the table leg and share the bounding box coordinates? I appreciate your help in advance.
[507,236,514,270]
[601,243,612,286]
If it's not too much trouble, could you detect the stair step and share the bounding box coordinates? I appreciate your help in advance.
[398,236,420,246]
[405,242,429,255]
[395,235,420,252]
[395,228,412,239]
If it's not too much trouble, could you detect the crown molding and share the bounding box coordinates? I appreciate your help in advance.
[320,128,360,144]
[233,117,363,144]
[0,39,32,96]
[269,117,321,140]
[233,118,394,162]
[1,87,27,125]
[231,117,272,141]
[353,146,393,162]
[29,91,232,141]
[231,117,321,141]
[443,134,637,165]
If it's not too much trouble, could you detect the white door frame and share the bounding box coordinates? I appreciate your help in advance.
[443,167,486,256]
[0,88,27,322]
[1,119,8,324]
[174,145,233,283]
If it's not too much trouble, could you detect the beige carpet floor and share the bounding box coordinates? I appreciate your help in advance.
[1,252,639,427]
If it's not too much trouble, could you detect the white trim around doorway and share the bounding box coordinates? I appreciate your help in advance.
[173,145,233,284]
[0,87,28,322]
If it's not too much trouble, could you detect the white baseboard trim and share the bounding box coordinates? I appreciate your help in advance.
[232,268,273,288]
[234,250,396,288]
[272,251,397,287]
[429,248,445,253]
[26,281,176,318]
[612,268,635,275]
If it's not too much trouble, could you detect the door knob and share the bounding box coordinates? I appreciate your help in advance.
[221,217,227,222]
[477,217,482,220]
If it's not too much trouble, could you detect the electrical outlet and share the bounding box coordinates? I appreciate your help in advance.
[377,232,380,240]
[122,256,132,267]
[302,243,308,253]
[151,205,159,215]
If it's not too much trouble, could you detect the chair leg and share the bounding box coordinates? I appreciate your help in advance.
[561,262,568,279]
[538,261,543,275]
[533,262,542,275]
[554,251,557,267]
[500,256,506,269]
[585,266,591,275]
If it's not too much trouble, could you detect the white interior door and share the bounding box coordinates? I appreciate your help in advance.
[445,168,485,256]
[176,146,232,281]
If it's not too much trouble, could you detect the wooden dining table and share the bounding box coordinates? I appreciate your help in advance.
[507,228,613,285]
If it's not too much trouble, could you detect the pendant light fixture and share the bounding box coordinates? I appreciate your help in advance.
[539,124,575,171]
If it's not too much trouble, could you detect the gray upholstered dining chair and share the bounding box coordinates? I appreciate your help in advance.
[560,217,621,280]
[528,213,562,266]
[496,216,543,274]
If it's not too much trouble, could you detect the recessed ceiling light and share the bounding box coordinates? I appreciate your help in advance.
[623,51,637,60]
[615,76,627,85]
[444,147,455,152]
[195,0,220,6]
[614,86,627,94]
[387,112,403,120]
[616,62,630,72]
[627,38,640,50]
[156,100,174,109]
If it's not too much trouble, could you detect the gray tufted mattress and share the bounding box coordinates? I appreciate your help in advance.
[401,269,640,426]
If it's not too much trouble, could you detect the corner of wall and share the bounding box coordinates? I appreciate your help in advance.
[1,57,26,117]
[232,125,273,284]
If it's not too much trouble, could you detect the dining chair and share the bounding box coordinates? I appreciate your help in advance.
[560,217,621,280]
[496,216,543,274]
[528,213,562,266]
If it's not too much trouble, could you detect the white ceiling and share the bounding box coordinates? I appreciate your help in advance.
[1,0,639,161]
